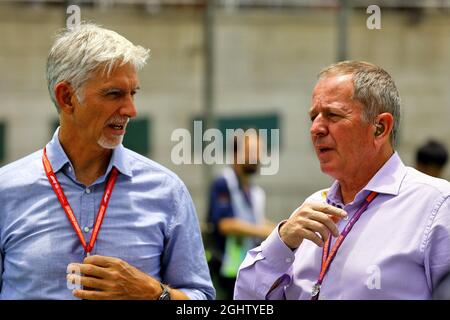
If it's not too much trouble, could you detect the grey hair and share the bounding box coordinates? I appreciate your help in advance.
[318,61,401,146]
[46,23,150,112]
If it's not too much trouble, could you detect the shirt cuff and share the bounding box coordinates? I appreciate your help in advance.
[260,220,296,273]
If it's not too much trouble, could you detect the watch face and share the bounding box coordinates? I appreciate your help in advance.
[159,285,171,300]
[160,292,170,300]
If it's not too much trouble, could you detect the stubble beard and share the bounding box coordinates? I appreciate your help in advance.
[97,134,124,149]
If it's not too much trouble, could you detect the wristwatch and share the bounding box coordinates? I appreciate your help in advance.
[158,283,171,300]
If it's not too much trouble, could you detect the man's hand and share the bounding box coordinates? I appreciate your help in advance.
[67,255,165,300]
[279,202,348,250]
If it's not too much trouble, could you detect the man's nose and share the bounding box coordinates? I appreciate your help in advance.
[310,115,328,137]
[120,96,137,119]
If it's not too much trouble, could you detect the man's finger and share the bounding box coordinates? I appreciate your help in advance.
[301,229,324,247]
[68,263,111,279]
[67,274,113,292]
[302,219,330,243]
[73,289,117,300]
[329,215,342,223]
[309,202,347,218]
[308,210,340,238]
[83,255,120,268]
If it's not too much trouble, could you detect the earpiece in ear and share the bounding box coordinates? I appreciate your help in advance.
[375,124,384,136]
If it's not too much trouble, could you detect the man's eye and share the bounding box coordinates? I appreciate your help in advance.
[106,91,121,98]
[310,115,317,122]
[328,113,340,119]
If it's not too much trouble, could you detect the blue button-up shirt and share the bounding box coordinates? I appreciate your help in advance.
[0,129,215,300]
[234,152,450,299]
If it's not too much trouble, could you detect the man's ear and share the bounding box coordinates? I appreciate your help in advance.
[373,112,394,144]
[55,82,77,114]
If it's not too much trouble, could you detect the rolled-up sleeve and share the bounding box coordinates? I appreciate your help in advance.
[234,222,296,300]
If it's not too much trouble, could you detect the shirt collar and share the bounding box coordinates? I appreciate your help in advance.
[363,151,406,196]
[108,143,133,178]
[326,151,407,206]
[45,127,133,178]
[45,127,72,173]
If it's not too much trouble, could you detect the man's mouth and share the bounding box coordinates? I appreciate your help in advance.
[318,147,333,153]
[106,116,130,136]
[108,124,125,130]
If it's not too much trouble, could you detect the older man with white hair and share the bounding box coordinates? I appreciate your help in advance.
[0,23,214,300]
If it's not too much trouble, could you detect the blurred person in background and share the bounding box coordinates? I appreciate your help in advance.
[415,139,448,178]
[206,131,275,299]
[0,23,214,300]
[234,61,450,300]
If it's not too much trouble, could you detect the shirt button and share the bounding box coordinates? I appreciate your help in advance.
[84,227,90,233]
[68,167,72,172]
[285,257,293,263]
[85,188,91,194]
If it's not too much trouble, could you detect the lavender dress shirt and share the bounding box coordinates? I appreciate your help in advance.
[234,152,450,300]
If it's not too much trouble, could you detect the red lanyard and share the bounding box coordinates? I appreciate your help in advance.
[311,191,378,300]
[42,148,118,255]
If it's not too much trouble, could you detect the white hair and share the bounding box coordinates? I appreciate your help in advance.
[46,23,150,112]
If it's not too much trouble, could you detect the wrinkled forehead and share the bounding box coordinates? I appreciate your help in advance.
[313,74,354,99]
[309,74,363,114]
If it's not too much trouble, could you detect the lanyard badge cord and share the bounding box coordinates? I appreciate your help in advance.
[311,191,378,300]
[42,148,118,256]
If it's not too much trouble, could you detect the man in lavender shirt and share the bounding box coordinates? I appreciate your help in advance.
[234,61,450,300]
